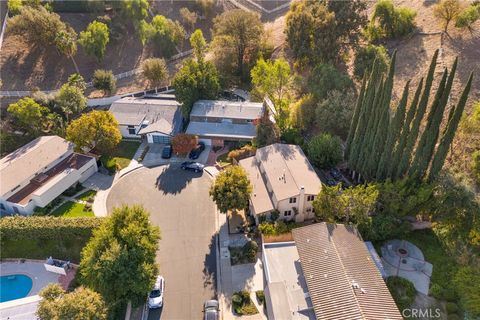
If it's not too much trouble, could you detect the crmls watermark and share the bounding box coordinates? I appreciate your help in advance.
[402,308,442,318]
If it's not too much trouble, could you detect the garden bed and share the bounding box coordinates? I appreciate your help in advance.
[232,291,259,316]
[76,189,97,202]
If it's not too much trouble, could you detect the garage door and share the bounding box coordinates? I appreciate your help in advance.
[152,135,170,144]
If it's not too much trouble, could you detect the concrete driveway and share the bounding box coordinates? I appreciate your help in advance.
[106,164,217,320]
[143,144,211,167]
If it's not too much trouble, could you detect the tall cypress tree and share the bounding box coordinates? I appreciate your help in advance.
[410,58,457,180]
[377,80,410,180]
[388,78,423,179]
[345,74,367,160]
[366,52,397,179]
[349,62,381,171]
[396,49,439,178]
[428,72,473,181]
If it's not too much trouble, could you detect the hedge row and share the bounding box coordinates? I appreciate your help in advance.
[0,216,104,241]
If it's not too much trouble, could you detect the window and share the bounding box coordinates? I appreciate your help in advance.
[0,203,5,210]
[289,197,297,204]
[284,210,292,216]
[128,125,136,135]
[13,206,19,214]
[307,195,315,202]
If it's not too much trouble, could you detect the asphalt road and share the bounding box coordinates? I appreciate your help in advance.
[107,164,217,320]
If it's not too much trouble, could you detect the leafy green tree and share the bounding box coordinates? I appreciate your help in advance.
[190,29,207,63]
[92,69,116,96]
[67,73,86,93]
[313,184,379,225]
[142,58,168,88]
[55,30,78,72]
[143,15,185,57]
[7,0,23,16]
[290,94,316,130]
[121,0,149,23]
[8,6,76,50]
[79,21,110,61]
[66,110,121,154]
[179,7,198,32]
[307,134,343,169]
[354,44,389,79]
[251,58,291,103]
[315,90,356,140]
[173,58,220,117]
[367,0,416,40]
[255,113,280,148]
[80,205,160,317]
[285,0,367,66]
[37,284,107,320]
[209,165,252,214]
[211,9,264,81]
[251,58,292,129]
[7,97,50,135]
[308,63,354,101]
[455,3,480,32]
[55,84,87,122]
[433,0,462,32]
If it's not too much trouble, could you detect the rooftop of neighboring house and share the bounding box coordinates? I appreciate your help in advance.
[263,242,315,320]
[109,97,183,135]
[185,121,257,140]
[190,100,264,120]
[6,153,93,205]
[0,136,73,197]
[239,144,322,212]
[291,223,403,320]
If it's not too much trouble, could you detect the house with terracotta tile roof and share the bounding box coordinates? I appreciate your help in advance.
[239,143,322,223]
[263,223,403,320]
[0,136,97,215]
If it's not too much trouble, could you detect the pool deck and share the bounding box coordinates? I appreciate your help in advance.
[0,261,62,320]
[0,261,60,298]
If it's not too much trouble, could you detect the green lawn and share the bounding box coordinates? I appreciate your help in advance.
[51,201,94,217]
[101,141,141,173]
[76,189,97,202]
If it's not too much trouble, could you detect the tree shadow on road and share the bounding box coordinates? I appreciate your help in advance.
[203,233,218,298]
[155,165,202,195]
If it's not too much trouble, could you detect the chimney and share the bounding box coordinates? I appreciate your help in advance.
[298,186,306,222]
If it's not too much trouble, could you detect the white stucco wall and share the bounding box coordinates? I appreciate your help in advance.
[119,124,141,139]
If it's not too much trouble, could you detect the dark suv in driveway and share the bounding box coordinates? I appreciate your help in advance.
[181,161,205,172]
[189,142,206,160]
[162,145,172,159]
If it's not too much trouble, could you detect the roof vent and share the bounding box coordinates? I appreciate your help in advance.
[306,239,310,243]
[352,281,360,289]
[361,288,367,294]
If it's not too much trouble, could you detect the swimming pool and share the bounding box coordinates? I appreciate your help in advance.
[0,274,33,303]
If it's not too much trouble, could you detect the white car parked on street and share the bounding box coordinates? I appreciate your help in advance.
[148,276,165,309]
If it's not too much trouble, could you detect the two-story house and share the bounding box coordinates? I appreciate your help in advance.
[0,136,98,215]
[239,143,322,223]
[185,100,265,147]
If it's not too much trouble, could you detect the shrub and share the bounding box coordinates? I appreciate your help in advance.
[455,4,480,32]
[447,315,461,320]
[354,44,389,79]
[429,283,443,299]
[386,276,416,311]
[92,69,116,95]
[0,216,104,241]
[255,290,265,305]
[368,0,416,40]
[446,302,459,314]
[63,183,85,197]
[258,221,298,236]
[270,210,280,222]
[308,63,354,101]
[142,58,168,88]
[232,291,258,316]
[307,133,343,169]
[442,288,458,302]
[243,240,258,260]
[172,133,198,155]
[281,128,304,146]
[227,145,256,162]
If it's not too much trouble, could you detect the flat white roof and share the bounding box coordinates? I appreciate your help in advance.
[190,100,263,120]
[263,242,315,320]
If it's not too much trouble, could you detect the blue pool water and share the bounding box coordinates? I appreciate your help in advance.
[0,274,33,303]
